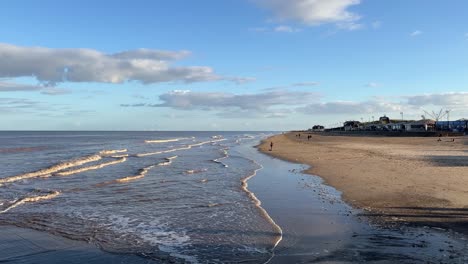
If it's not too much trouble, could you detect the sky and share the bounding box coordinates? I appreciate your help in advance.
[1,0,467,131]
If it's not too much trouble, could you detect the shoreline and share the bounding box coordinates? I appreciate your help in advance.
[258,132,468,235]
[0,224,154,263]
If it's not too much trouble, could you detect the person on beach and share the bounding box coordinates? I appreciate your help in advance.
[270,141,274,151]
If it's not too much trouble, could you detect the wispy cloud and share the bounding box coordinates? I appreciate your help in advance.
[371,21,382,29]
[254,0,362,30]
[0,43,250,86]
[0,82,43,92]
[365,82,381,88]
[410,30,422,37]
[298,99,403,115]
[0,81,71,95]
[263,81,319,91]
[274,25,302,33]
[292,82,319,87]
[40,87,72,95]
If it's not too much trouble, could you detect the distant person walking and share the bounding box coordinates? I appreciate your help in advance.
[270,141,274,151]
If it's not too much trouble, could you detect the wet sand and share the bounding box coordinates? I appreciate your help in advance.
[238,141,468,263]
[0,225,154,263]
[258,132,468,234]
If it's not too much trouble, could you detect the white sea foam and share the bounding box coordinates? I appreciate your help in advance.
[99,149,128,155]
[240,161,283,264]
[157,155,178,166]
[136,139,226,157]
[0,149,130,185]
[0,191,60,214]
[56,157,127,176]
[185,169,208,174]
[114,164,155,183]
[105,215,194,262]
[0,154,102,184]
[213,149,229,168]
[145,137,193,144]
[111,154,129,158]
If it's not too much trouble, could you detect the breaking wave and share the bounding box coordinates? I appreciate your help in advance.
[145,137,193,144]
[56,157,127,176]
[0,154,102,185]
[114,165,156,183]
[213,149,229,168]
[99,149,128,156]
[157,156,178,166]
[137,139,226,157]
[0,149,130,185]
[0,190,60,214]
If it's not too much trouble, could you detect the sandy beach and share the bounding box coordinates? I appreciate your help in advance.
[259,132,468,234]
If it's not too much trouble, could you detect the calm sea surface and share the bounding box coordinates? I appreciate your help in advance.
[0,131,278,263]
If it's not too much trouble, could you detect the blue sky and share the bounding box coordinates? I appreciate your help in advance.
[1,0,467,130]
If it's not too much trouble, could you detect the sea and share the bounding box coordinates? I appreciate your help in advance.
[0,131,280,263]
[2,131,468,264]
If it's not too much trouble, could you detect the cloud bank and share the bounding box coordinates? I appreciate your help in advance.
[0,43,249,85]
[122,90,320,118]
[122,91,468,119]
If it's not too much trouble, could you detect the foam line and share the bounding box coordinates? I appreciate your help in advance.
[240,161,283,264]
[0,191,60,214]
[55,157,127,176]
[0,149,129,185]
[99,149,127,155]
[157,156,178,166]
[185,169,208,174]
[145,137,193,144]
[136,139,226,157]
[0,155,102,184]
[114,165,156,183]
[213,149,229,168]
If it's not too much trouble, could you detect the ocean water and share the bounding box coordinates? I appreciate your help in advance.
[0,131,279,263]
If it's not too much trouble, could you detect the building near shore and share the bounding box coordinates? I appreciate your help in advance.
[344,121,361,131]
[436,119,468,132]
[309,125,325,132]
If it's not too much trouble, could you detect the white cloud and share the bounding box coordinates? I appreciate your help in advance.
[111,49,191,61]
[410,30,422,37]
[299,92,468,116]
[255,0,362,30]
[153,90,319,110]
[0,43,247,85]
[121,90,320,118]
[406,92,468,107]
[121,90,468,119]
[274,25,301,33]
[298,100,403,115]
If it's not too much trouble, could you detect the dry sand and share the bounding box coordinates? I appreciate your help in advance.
[258,132,468,233]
